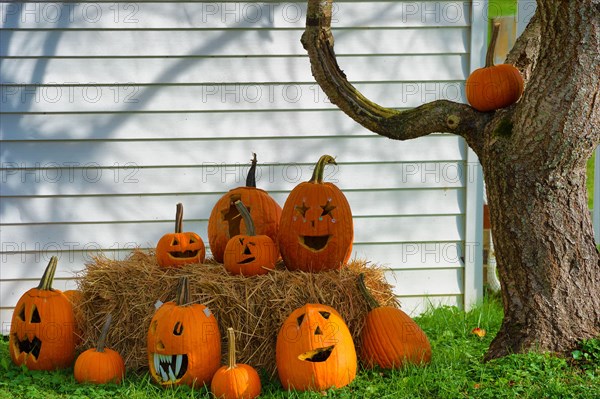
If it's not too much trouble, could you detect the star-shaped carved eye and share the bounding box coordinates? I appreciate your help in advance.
[320,200,336,218]
[295,202,309,218]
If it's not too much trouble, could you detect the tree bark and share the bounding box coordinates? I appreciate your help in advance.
[302,0,600,359]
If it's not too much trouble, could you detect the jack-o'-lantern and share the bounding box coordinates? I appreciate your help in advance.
[358,274,431,368]
[208,154,282,263]
[223,200,278,276]
[156,203,206,268]
[278,155,353,272]
[147,277,221,387]
[276,304,356,392]
[9,256,77,370]
[63,289,84,345]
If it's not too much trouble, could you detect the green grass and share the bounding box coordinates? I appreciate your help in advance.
[488,0,517,18]
[2,296,598,399]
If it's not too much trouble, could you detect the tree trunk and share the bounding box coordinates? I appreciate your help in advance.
[302,0,600,359]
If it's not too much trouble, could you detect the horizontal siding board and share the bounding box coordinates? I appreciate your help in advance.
[0,215,464,249]
[1,82,466,113]
[0,2,471,29]
[396,295,462,316]
[385,267,463,296]
[1,29,469,57]
[0,55,469,85]
[0,188,464,224]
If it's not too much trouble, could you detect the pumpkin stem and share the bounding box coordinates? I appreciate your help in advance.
[485,22,501,68]
[234,200,255,236]
[175,276,191,306]
[226,327,237,369]
[175,203,184,233]
[245,153,258,187]
[309,155,337,184]
[358,273,381,310]
[37,256,58,291]
[96,314,113,353]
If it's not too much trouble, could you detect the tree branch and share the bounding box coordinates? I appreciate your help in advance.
[301,0,491,155]
[505,11,541,83]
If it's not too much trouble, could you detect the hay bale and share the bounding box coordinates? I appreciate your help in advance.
[75,250,398,375]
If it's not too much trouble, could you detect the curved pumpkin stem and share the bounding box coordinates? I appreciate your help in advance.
[309,155,337,184]
[96,314,113,353]
[485,22,501,68]
[175,276,190,306]
[358,273,381,311]
[234,200,255,236]
[245,153,258,188]
[175,203,184,233]
[37,256,58,291]
[226,327,237,369]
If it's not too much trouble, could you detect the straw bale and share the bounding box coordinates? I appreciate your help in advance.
[74,250,398,376]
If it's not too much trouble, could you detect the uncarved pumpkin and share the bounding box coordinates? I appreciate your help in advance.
[147,277,221,387]
[211,327,262,399]
[358,274,431,368]
[74,314,125,384]
[276,303,356,392]
[278,155,353,272]
[208,154,282,263]
[9,256,77,370]
[466,22,524,112]
[223,200,278,276]
[156,203,206,268]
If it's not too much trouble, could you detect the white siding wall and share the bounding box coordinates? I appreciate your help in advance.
[0,1,485,332]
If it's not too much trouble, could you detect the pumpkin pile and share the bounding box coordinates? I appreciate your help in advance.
[8,153,431,394]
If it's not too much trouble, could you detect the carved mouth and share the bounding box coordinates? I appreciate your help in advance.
[299,235,331,252]
[12,334,42,360]
[151,353,188,384]
[168,250,199,259]
[238,257,256,264]
[298,345,335,363]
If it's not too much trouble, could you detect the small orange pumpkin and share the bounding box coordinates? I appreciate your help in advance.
[276,303,356,392]
[223,200,278,276]
[156,203,206,268]
[466,22,524,112]
[278,155,353,272]
[208,154,282,263]
[358,274,431,368]
[9,256,77,370]
[74,314,125,384]
[147,277,221,387]
[210,327,262,399]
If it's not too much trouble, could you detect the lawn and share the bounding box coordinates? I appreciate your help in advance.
[1,295,598,399]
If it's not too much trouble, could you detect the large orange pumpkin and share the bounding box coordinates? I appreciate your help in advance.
[223,200,278,276]
[278,155,353,272]
[147,277,221,387]
[466,22,524,112]
[358,274,431,368]
[208,154,282,263]
[74,314,126,384]
[9,256,77,370]
[276,304,356,392]
[156,203,206,268]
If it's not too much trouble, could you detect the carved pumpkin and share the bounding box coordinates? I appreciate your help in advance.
[276,304,356,392]
[156,203,206,268]
[74,314,125,384]
[63,289,83,345]
[223,201,278,276]
[466,23,523,112]
[147,277,221,387]
[358,274,431,368]
[9,256,77,370]
[210,327,262,399]
[278,155,353,272]
[208,154,282,263]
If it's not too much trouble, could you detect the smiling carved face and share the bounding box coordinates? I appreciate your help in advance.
[275,304,357,392]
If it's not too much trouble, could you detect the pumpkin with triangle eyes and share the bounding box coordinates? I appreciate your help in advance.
[9,256,77,370]
[156,203,206,268]
[147,277,221,387]
[276,303,356,392]
[223,200,278,276]
[278,155,353,272]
